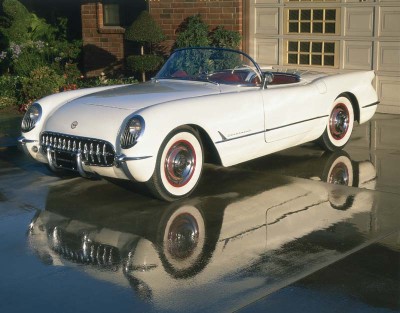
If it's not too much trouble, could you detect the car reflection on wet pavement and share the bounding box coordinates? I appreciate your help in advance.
[0,113,399,313]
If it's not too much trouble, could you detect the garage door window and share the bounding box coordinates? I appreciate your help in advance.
[286,40,337,67]
[287,8,338,35]
[286,0,339,2]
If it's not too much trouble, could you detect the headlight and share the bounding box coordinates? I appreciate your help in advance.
[120,116,145,149]
[21,103,42,133]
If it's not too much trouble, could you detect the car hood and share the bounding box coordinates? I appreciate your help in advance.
[42,80,221,144]
[66,80,221,111]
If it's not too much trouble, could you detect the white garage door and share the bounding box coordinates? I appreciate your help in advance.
[248,0,400,114]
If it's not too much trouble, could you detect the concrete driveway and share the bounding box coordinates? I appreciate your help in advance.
[0,112,399,313]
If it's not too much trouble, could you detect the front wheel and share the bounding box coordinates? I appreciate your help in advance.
[147,126,203,202]
[319,96,354,152]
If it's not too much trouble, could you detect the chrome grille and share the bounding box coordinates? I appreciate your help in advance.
[40,132,115,167]
[53,242,120,268]
[50,229,120,269]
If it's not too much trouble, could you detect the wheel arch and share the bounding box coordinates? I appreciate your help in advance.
[188,124,222,166]
[338,92,360,123]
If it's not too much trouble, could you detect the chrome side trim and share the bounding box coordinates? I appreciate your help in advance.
[18,137,38,145]
[362,101,380,109]
[116,154,152,163]
[215,130,265,144]
[265,115,329,132]
[215,115,328,144]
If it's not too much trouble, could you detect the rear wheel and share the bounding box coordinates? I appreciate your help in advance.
[147,126,203,202]
[319,96,354,151]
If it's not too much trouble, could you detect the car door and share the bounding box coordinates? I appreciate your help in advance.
[261,82,327,145]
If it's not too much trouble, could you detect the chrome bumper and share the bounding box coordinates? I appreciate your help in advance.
[115,154,152,164]
[18,136,37,146]
[18,136,153,180]
[17,136,38,158]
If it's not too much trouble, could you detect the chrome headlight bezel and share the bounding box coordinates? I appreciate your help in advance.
[120,116,145,149]
[21,103,42,133]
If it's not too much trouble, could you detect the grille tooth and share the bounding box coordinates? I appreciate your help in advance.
[73,141,77,152]
[84,143,89,161]
[96,144,101,163]
[89,143,94,162]
[102,144,107,165]
[67,140,71,151]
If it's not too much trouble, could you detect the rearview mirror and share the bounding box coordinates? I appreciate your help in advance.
[263,72,274,88]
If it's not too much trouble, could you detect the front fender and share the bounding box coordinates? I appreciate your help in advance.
[20,86,126,160]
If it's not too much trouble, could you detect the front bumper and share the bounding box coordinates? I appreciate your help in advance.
[18,136,155,183]
[17,136,42,161]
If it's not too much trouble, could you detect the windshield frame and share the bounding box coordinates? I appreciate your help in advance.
[155,47,264,87]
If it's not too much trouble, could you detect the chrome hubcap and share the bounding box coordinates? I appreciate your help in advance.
[328,162,349,185]
[329,104,349,140]
[165,140,196,187]
[167,213,199,260]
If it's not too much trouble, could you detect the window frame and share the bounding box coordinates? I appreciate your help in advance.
[284,8,340,36]
[102,1,122,27]
[285,40,339,68]
[285,0,340,3]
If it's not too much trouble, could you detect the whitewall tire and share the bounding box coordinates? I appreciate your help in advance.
[147,126,203,201]
[319,96,354,151]
[159,205,206,275]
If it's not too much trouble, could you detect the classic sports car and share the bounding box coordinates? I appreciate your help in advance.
[18,47,379,201]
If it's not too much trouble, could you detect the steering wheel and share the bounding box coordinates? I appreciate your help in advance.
[231,64,262,85]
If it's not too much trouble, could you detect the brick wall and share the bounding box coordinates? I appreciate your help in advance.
[80,0,244,76]
[81,2,125,77]
[149,0,243,50]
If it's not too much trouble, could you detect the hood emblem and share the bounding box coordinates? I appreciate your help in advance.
[71,121,78,129]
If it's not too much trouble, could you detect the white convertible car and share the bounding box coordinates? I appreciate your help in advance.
[18,47,379,201]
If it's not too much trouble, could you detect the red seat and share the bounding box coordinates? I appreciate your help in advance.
[270,73,299,85]
[172,70,188,78]
[209,72,242,83]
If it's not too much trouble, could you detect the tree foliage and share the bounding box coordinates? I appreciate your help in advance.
[0,0,31,46]
[209,26,241,49]
[175,15,210,48]
[125,11,166,81]
[0,0,83,108]
[125,11,165,45]
[126,54,164,75]
[174,15,241,50]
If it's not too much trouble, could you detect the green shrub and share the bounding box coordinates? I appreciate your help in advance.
[175,15,210,48]
[0,75,19,108]
[0,96,16,108]
[64,62,82,85]
[21,66,65,101]
[0,0,31,46]
[9,41,48,76]
[125,11,165,47]
[209,26,241,49]
[174,15,242,50]
[0,0,82,77]
[126,54,164,73]
[125,11,165,82]
[76,73,138,89]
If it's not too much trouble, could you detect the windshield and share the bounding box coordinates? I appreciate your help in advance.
[156,47,262,86]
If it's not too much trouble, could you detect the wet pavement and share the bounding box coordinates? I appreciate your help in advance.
[0,112,399,313]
